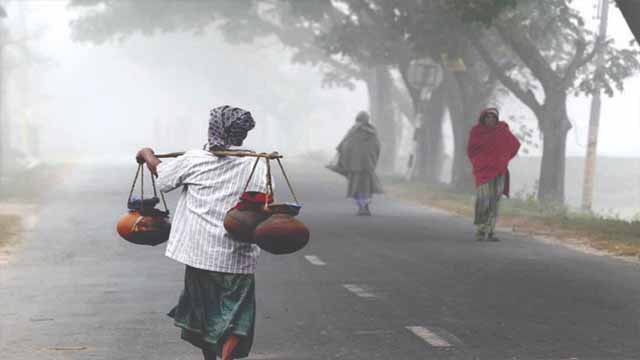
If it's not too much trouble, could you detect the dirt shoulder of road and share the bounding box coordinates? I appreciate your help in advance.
[385,179,640,261]
[0,164,71,252]
[0,214,21,248]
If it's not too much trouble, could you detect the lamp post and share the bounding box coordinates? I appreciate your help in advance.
[406,57,443,181]
[408,58,444,101]
[581,0,609,212]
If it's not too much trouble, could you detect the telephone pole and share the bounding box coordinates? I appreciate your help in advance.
[582,0,610,212]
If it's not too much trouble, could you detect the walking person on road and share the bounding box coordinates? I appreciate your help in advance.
[135,105,269,360]
[467,107,520,242]
[328,111,383,216]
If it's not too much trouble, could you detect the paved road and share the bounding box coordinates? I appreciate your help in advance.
[2,162,640,360]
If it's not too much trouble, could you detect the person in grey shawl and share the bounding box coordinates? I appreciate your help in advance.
[328,111,383,215]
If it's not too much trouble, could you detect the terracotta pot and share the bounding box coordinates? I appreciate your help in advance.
[224,192,273,243]
[254,213,310,255]
[224,208,270,243]
[116,209,171,246]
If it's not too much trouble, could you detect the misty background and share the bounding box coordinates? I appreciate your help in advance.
[1,0,640,217]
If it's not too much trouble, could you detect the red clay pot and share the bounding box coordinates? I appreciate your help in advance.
[254,213,310,255]
[224,208,270,243]
[116,209,171,246]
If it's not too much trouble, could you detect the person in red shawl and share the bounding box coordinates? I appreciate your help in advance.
[467,108,520,241]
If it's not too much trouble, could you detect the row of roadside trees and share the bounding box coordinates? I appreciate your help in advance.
[69,0,640,205]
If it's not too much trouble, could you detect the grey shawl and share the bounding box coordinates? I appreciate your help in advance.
[331,122,381,174]
[328,122,383,197]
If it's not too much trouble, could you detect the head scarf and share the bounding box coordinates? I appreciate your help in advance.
[478,107,499,125]
[208,105,255,149]
[355,111,370,124]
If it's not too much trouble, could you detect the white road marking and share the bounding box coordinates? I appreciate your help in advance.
[406,326,452,348]
[0,254,9,265]
[246,353,293,359]
[354,329,395,335]
[304,255,326,266]
[48,346,88,351]
[342,284,376,298]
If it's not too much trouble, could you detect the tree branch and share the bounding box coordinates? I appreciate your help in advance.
[494,20,560,86]
[255,16,363,81]
[561,39,587,86]
[470,30,543,115]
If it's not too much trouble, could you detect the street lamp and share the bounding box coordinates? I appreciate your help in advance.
[407,57,444,101]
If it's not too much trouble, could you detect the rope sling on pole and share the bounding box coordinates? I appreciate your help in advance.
[121,149,308,254]
[159,150,300,209]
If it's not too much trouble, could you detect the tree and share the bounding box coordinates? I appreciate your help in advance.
[69,0,412,173]
[467,0,640,203]
[315,0,453,183]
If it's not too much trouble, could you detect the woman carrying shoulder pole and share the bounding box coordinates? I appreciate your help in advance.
[136,105,270,360]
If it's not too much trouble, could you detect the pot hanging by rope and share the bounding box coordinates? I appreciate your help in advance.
[154,150,310,254]
[224,191,273,243]
[116,164,171,246]
[221,154,309,255]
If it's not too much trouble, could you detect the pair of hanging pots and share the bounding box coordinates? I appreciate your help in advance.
[224,193,309,255]
[224,154,310,255]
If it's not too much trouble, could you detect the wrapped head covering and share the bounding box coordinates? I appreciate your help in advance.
[355,111,370,124]
[208,105,255,149]
[478,107,499,125]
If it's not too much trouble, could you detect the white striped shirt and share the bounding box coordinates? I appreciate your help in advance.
[156,149,269,274]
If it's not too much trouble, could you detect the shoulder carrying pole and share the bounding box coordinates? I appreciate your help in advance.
[156,150,299,207]
[156,151,283,160]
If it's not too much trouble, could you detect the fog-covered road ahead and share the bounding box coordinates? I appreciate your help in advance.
[2,163,640,359]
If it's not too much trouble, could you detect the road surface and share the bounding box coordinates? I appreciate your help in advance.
[1,162,640,359]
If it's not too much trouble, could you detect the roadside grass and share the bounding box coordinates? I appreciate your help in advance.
[0,214,21,248]
[384,177,640,258]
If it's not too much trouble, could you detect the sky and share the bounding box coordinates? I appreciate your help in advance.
[4,0,640,164]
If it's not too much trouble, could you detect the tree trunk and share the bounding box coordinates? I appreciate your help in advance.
[413,84,446,183]
[365,66,396,174]
[446,74,475,192]
[538,94,571,203]
[0,41,4,176]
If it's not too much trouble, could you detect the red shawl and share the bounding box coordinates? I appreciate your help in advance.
[467,111,520,196]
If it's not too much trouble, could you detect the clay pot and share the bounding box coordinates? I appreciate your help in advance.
[224,208,270,243]
[116,209,171,246]
[254,213,310,255]
[224,192,273,243]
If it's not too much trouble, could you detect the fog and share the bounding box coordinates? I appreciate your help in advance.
[2,0,640,216]
[3,1,368,165]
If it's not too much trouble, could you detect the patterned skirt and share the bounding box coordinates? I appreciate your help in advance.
[168,266,256,358]
[474,174,505,234]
